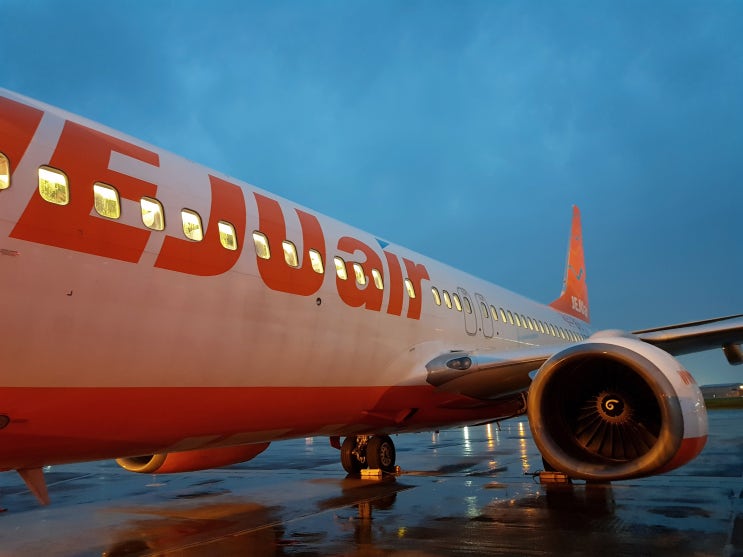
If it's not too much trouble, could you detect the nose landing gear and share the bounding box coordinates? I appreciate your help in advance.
[340,435,396,475]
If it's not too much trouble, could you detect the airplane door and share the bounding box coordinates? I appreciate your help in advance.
[475,293,494,338]
[457,287,478,336]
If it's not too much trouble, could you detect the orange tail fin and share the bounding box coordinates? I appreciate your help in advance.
[549,206,590,323]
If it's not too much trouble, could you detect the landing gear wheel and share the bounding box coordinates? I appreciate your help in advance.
[367,435,396,473]
[341,437,364,475]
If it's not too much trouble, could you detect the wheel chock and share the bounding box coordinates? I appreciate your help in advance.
[361,468,383,480]
[538,471,571,484]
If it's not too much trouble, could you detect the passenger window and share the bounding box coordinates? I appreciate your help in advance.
[480,302,488,319]
[538,321,545,334]
[38,166,69,205]
[526,317,534,331]
[141,197,165,230]
[549,324,556,336]
[443,290,452,309]
[93,183,120,219]
[309,249,324,274]
[404,278,416,299]
[282,240,299,267]
[181,209,203,241]
[500,308,507,322]
[334,256,348,280]
[372,269,384,289]
[452,293,462,312]
[431,287,442,306]
[506,310,514,325]
[490,305,499,321]
[0,153,9,190]
[218,221,238,251]
[253,231,270,259]
[514,313,521,327]
[353,263,367,285]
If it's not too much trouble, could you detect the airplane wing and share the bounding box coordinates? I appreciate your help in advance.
[426,314,743,400]
[633,314,743,364]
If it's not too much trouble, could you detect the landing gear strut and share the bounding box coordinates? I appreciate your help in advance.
[340,435,396,475]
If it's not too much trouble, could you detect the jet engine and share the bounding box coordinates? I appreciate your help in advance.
[528,334,707,481]
[116,443,270,474]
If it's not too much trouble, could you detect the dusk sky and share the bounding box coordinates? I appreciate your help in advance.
[2,1,741,384]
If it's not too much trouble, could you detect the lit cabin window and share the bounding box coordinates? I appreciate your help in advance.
[490,305,499,321]
[452,293,462,312]
[431,287,442,306]
[500,308,507,322]
[463,297,472,314]
[181,209,203,241]
[334,256,348,280]
[480,302,488,319]
[549,324,557,336]
[404,278,416,299]
[218,221,238,251]
[38,166,69,205]
[253,232,270,259]
[506,310,514,325]
[0,152,9,190]
[372,269,384,289]
[283,241,299,267]
[309,249,324,274]
[92,183,121,219]
[537,321,545,334]
[140,197,165,230]
[513,313,521,327]
[443,290,452,309]
[353,263,367,285]
[526,317,534,331]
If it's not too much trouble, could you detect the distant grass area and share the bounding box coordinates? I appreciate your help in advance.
[704,397,743,410]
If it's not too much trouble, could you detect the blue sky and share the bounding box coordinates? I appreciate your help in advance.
[2,1,741,384]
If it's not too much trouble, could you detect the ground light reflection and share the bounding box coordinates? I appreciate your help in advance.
[518,420,531,474]
[462,425,472,456]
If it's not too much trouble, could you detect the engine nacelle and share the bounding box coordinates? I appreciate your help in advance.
[528,335,707,481]
[116,443,270,474]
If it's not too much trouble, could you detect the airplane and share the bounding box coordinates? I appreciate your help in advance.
[1,88,742,507]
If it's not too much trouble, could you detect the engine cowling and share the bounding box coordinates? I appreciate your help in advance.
[528,334,707,481]
[116,443,270,474]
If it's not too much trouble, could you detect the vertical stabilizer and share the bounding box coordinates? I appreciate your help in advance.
[549,206,590,323]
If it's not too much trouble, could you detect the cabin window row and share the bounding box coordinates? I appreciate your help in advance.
[0,156,418,299]
[251,231,417,298]
[29,164,238,248]
[430,286,585,342]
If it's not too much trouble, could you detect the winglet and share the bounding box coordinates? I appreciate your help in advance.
[549,206,590,323]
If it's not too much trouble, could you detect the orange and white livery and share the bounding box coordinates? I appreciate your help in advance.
[1,89,741,506]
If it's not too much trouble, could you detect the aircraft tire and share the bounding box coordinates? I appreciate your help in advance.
[341,436,364,475]
[367,435,396,472]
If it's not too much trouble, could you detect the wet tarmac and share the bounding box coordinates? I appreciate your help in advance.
[1,411,743,556]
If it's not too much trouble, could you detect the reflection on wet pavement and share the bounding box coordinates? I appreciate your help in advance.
[1,412,742,556]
